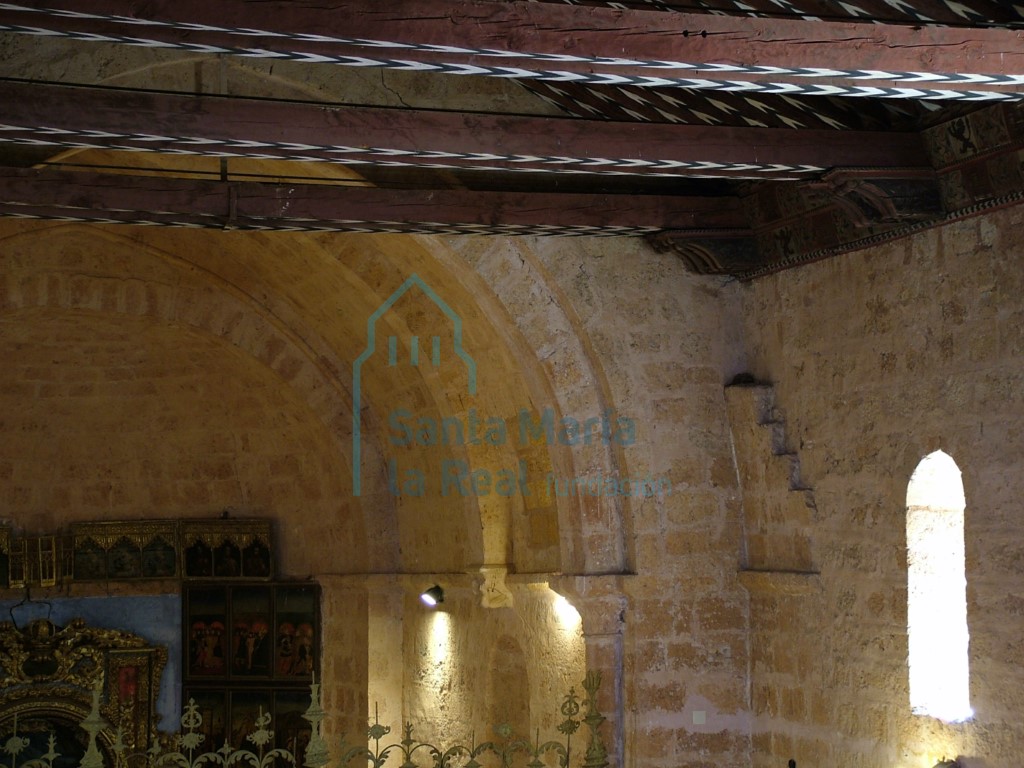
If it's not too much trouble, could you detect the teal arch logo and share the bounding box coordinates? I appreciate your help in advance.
[351,274,477,496]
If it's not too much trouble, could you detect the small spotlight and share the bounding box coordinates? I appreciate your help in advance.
[420,585,444,606]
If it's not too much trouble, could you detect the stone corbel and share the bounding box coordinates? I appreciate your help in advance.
[646,229,760,276]
[479,565,514,608]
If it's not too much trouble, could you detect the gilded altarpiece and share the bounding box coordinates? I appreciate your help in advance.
[183,583,318,765]
[0,517,311,765]
[0,618,166,765]
[71,521,179,582]
[180,521,273,581]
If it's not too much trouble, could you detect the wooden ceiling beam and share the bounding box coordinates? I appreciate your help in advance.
[1,1,1023,101]
[0,81,931,181]
[0,166,750,235]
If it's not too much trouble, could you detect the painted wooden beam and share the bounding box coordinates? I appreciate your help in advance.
[0,166,750,234]
[1,1,1022,101]
[0,81,931,181]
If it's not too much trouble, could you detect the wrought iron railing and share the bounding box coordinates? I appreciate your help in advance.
[337,672,607,768]
[1,673,607,768]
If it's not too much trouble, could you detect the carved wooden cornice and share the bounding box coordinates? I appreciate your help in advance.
[652,103,1024,279]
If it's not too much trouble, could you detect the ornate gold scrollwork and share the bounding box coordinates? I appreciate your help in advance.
[0,618,166,761]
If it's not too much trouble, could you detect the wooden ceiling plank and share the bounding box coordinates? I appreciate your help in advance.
[1,1,1022,100]
[0,81,931,179]
[0,166,750,232]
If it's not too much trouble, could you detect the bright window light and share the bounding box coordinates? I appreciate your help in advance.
[552,592,581,629]
[906,450,972,722]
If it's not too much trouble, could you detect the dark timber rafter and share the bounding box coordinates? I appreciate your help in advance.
[0,1,1023,102]
[0,81,931,181]
[0,166,751,236]
[3,2,1021,278]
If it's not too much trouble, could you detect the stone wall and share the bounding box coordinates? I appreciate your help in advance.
[736,204,1024,767]
[16,166,1021,768]
[0,223,361,574]
[0,29,769,767]
[0,213,756,768]
[514,236,751,768]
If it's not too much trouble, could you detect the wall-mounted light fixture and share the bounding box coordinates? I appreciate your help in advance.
[933,759,961,768]
[420,585,444,607]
